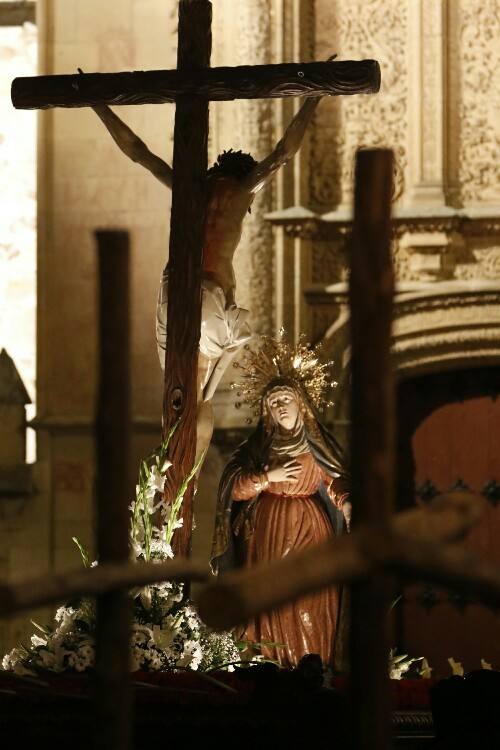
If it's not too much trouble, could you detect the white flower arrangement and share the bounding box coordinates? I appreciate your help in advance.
[2,425,241,677]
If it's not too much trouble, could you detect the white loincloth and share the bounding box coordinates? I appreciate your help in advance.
[156,271,252,400]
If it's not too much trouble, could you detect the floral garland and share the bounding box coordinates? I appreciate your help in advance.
[2,426,241,677]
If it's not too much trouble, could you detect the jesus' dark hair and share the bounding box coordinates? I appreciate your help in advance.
[207,149,257,180]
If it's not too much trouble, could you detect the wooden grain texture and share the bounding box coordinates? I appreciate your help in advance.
[0,559,209,616]
[348,149,395,750]
[94,230,132,750]
[162,0,211,557]
[12,59,381,110]
[0,2,35,27]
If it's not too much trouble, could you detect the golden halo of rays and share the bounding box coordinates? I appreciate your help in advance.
[230,328,338,423]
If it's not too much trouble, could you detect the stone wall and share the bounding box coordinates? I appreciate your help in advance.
[0,16,38,658]
[282,0,500,418]
[1,0,178,653]
[35,0,178,564]
[0,22,37,449]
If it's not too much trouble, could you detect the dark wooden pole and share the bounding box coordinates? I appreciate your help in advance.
[95,230,132,750]
[162,0,211,557]
[11,59,380,110]
[348,149,395,750]
[0,2,35,27]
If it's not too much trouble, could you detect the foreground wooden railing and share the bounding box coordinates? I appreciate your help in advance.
[197,492,489,629]
[0,492,489,619]
[0,559,209,617]
[3,493,499,621]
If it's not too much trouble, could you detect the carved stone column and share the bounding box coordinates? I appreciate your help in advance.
[453,0,500,207]
[273,0,315,340]
[406,0,447,208]
[232,0,274,335]
[310,0,409,342]
[314,0,409,211]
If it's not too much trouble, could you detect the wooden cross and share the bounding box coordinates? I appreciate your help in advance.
[12,0,380,557]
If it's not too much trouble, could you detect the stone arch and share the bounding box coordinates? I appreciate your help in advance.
[320,282,500,444]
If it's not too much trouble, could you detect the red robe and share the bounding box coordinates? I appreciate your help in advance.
[232,451,347,668]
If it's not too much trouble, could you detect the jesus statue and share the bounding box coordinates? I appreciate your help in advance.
[87,73,331,457]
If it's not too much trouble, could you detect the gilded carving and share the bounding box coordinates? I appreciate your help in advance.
[312,0,408,209]
[232,0,274,334]
[420,0,441,184]
[394,329,500,356]
[275,209,500,287]
[476,248,500,279]
[391,237,414,282]
[457,0,500,204]
[396,301,500,337]
[318,286,500,396]
[393,344,500,379]
[455,247,500,281]
[310,0,408,303]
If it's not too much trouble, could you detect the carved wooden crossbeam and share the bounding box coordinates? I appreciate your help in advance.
[12,59,380,110]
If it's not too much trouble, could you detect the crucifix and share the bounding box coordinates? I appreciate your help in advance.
[12,0,380,557]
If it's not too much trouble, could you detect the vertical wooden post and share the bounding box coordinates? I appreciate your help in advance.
[348,149,395,750]
[94,230,132,750]
[162,0,212,557]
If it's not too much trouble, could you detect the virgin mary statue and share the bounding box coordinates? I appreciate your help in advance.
[211,334,351,669]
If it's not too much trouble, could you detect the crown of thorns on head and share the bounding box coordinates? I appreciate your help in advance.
[230,330,338,423]
[207,148,257,180]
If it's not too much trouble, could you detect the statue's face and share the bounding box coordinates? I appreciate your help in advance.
[267,388,300,431]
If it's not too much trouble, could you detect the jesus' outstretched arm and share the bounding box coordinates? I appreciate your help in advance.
[241,95,322,194]
[91,103,173,188]
[79,69,173,189]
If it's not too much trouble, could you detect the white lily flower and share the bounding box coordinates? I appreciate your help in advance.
[38,648,57,668]
[131,627,150,645]
[130,538,143,559]
[151,625,175,651]
[163,543,174,559]
[54,607,76,636]
[55,606,72,623]
[130,648,143,672]
[140,587,152,610]
[178,640,203,670]
[2,443,249,678]
[147,465,165,494]
[31,634,47,648]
